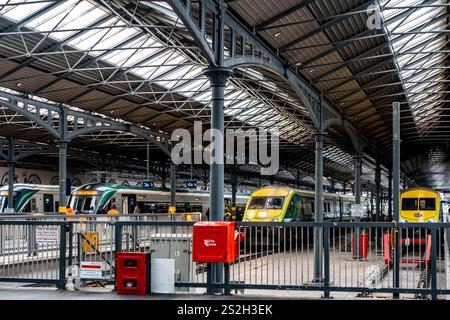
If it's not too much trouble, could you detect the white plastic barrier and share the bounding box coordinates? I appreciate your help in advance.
[151,258,175,294]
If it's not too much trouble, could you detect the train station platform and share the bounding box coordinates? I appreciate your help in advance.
[0,285,379,300]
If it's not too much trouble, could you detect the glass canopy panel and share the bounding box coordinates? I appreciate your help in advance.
[0,0,54,22]
[380,0,447,132]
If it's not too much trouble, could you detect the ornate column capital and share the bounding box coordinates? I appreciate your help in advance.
[203,67,233,86]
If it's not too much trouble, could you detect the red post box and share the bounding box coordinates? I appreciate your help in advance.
[115,252,151,295]
[352,232,369,259]
[193,222,236,263]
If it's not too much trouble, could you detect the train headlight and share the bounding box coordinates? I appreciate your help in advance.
[400,218,406,223]
[257,211,268,218]
[272,218,278,222]
[428,218,434,223]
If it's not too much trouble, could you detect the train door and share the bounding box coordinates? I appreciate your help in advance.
[127,194,137,214]
[286,194,301,221]
[43,194,54,213]
[338,197,343,221]
[299,200,305,221]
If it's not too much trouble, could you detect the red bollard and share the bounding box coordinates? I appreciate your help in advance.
[352,231,369,259]
[383,233,391,265]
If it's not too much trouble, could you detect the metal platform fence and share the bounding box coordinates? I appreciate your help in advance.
[0,217,449,299]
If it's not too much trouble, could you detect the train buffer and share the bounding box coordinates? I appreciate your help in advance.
[383,233,432,266]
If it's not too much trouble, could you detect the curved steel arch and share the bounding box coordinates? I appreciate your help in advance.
[0,91,171,156]
[0,94,61,138]
[168,0,377,155]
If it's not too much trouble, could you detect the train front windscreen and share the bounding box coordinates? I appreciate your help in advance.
[69,190,104,214]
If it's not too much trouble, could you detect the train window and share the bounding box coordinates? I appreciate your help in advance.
[418,198,436,211]
[402,198,417,210]
[248,196,284,209]
[249,197,266,209]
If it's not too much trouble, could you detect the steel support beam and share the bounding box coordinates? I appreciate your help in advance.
[204,67,232,220]
[354,155,362,205]
[375,160,381,221]
[170,163,176,206]
[313,131,326,282]
[7,138,14,211]
[231,168,238,208]
[353,154,362,259]
[392,101,401,298]
[57,140,69,213]
[280,0,376,52]
[204,65,232,294]
[388,167,393,221]
[392,102,401,222]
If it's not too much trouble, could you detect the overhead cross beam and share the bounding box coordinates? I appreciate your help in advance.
[254,0,318,32]
[279,0,376,52]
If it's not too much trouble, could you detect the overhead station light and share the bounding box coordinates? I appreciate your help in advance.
[273,31,281,38]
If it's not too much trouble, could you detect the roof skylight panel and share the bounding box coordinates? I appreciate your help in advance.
[101,34,150,65]
[144,51,186,80]
[53,5,107,40]
[88,22,140,54]
[381,0,447,130]
[26,1,78,31]
[69,17,116,52]
[176,78,209,97]
[1,0,55,22]
[114,38,160,68]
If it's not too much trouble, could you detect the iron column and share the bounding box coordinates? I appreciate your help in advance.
[57,140,69,213]
[7,138,14,211]
[392,101,401,298]
[231,169,237,208]
[353,154,363,259]
[170,163,176,206]
[314,131,326,282]
[392,102,400,222]
[204,68,232,221]
[375,161,381,221]
[204,67,232,294]
[354,155,362,205]
[388,167,393,221]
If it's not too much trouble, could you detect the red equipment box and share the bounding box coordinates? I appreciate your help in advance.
[193,221,236,263]
[115,252,151,295]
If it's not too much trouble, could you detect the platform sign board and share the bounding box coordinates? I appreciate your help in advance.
[36,225,59,244]
[185,179,197,189]
[352,204,364,218]
[79,261,104,279]
[143,180,155,189]
[168,205,176,215]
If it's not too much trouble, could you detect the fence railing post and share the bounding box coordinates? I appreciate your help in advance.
[224,262,230,295]
[430,225,437,300]
[206,262,212,294]
[393,223,400,299]
[58,223,67,290]
[323,224,330,298]
[114,223,122,254]
[68,222,73,269]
